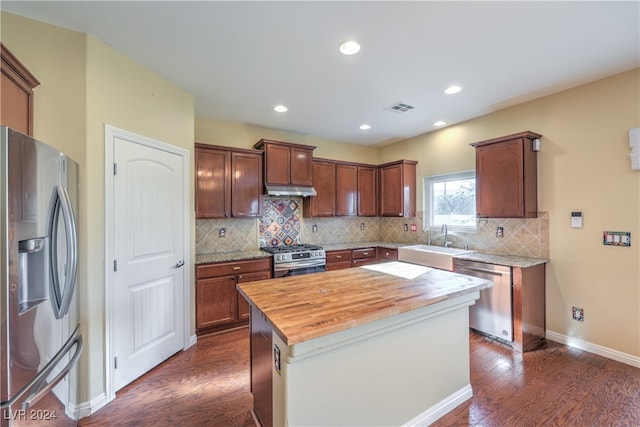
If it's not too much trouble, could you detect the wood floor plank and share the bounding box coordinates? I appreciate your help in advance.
[79,328,638,427]
[78,327,254,427]
[433,334,639,427]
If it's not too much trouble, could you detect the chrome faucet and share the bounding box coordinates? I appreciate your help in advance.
[441,224,452,247]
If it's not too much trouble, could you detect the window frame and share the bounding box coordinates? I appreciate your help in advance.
[423,170,477,232]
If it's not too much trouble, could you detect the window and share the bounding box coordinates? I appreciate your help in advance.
[423,170,476,231]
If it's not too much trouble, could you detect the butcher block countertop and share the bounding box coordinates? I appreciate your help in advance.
[237,262,491,346]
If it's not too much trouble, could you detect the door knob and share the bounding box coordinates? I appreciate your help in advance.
[173,260,185,269]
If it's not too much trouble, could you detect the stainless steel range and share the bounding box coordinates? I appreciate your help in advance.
[261,244,326,278]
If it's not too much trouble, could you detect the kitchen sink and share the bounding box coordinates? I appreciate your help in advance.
[397,245,473,271]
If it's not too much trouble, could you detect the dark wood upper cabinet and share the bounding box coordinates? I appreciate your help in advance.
[290,146,314,187]
[253,139,315,187]
[196,146,229,218]
[231,151,263,217]
[1,43,40,136]
[378,160,417,217]
[335,163,357,216]
[357,166,377,216]
[303,160,335,217]
[471,131,541,218]
[195,143,263,218]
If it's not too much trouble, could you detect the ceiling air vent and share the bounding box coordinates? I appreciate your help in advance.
[384,102,415,113]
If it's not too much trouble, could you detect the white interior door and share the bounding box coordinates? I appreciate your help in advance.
[112,136,185,392]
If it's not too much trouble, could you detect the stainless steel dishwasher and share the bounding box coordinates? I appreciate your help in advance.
[455,259,513,343]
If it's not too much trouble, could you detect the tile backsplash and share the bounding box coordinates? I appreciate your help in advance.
[196,199,549,259]
[378,212,549,259]
[259,198,302,247]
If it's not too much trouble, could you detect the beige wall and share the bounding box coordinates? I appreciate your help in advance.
[84,36,194,401]
[195,117,379,164]
[3,9,638,412]
[382,69,640,357]
[2,12,195,403]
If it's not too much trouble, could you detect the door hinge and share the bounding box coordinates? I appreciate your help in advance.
[113,163,117,175]
[114,357,118,369]
[114,260,117,272]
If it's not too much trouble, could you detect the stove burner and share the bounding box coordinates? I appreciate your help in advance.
[261,244,323,254]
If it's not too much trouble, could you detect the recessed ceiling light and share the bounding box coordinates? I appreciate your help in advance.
[274,105,288,113]
[444,85,462,95]
[434,121,447,127]
[339,40,360,55]
[359,124,371,130]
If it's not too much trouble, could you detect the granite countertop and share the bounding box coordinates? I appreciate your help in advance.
[195,242,408,264]
[237,262,492,345]
[453,252,549,268]
[195,243,548,268]
[195,250,271,265]
[321,241,409,251]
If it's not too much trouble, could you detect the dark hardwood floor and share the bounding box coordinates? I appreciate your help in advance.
[78,327,639,427]
[78,327,254,427]
[434,332,640,427]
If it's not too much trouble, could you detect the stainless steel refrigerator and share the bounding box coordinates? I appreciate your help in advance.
[1,126,82,425]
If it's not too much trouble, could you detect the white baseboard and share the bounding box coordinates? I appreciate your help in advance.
[403,384,473,426]
[187,334,197,349]
[546,330,640,368]
[70,392,108,420]
[74,334,198,421]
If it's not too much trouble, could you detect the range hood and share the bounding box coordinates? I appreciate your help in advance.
[265,185,317,197]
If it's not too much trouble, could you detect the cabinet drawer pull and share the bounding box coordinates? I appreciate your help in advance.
[232,266,241,270]
[363,252,369,256]
[336,255,342,259]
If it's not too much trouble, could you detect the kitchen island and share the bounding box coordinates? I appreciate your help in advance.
[237,261,492,427]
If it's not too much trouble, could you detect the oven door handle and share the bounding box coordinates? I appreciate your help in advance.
[275,259,326,270]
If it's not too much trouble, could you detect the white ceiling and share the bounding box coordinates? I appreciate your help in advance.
[3,1,639,146]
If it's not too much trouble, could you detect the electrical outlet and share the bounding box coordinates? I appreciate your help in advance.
[572,306,584,322]
[219,227,226,238]
[360,223,365,230]
[403,224,408,231]
[496,226,504,238]
[312,224,317,233]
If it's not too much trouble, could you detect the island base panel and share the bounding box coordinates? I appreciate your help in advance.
[270,294,477,426]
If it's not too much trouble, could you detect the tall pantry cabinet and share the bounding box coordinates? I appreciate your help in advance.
[1,43,40,136]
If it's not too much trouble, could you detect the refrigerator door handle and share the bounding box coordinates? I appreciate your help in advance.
[0,327,83,410]
[22,328,83,410]
[47,185,78,319]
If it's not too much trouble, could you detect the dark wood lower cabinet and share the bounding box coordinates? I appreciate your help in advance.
[196,258,272,335]
[513,263,546,352]
[251,305,273,427]
[378,248,398,262]
[351,247,378,267]
[327,246,400,269]
[325,250,352,270]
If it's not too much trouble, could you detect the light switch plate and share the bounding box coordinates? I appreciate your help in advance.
[571,211,582,228]
[603,231,631,246]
